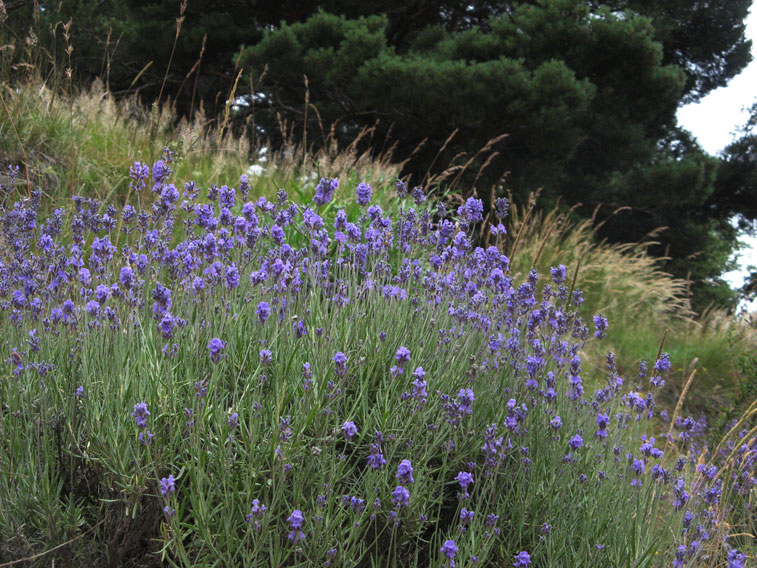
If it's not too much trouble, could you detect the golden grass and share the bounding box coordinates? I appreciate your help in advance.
[505,200,694,323]
[0,76,404,208]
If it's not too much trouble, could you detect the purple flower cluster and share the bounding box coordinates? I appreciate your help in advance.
[333,351,348,376]
[287,509,305,543]
[355,182,372,206]
[396,459,414,484]
[245,499,267,530]
[208,337,226,363]
[392,485,410,510]
[131,401,154,444]
[341,420,358,440]
[367,431,387,470]
[440,539,458,567]
[160,474,176,497]
[456,471,474,499]
[313,177,339,206]
[1,163,750,567]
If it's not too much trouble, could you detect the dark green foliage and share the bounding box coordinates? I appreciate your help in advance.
[1,1,268,114]
[622,0,753,102]
[712,103,757,303]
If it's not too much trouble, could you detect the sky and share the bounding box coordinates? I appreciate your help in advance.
[676,2,757,311]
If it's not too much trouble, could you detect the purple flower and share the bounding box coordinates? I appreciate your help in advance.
[333,352,348,376]
[245,499,267,524]
[654,352,671,373]
[225,263,240,289]
[228,413,239,430]
[86,300,100,317]
[184,408,194,428]
[94,284,110,305]
[259,349,272,366]
[457,388,475,415]
[138,430,155,445]
[460,507,475,524]
[395,179,408,198]
[411,186,425,205]
[396,459,415,484]
[458,197,483,223]
[456,471,474,496]
[288,509,304,528]
[293,320,307,338]
[152,159,170,185]
[208,338,226,363]
[279,417,293,442]
[411,369,428,404]
[287,509,305,543]
[638,361,649,380]
[395,346,411,366]
[550,416,563,431]
[593,313,609,339]
[91,236,115,262]
[513,551,531,567]
[334,209,347,230]
[349,496,366,514]
[219,185,235,208]
[194,379,208,399]
[152,283,172,317]
[355,182,372,205]
[440,540,458,566]
[256,301,270,324]
[119,266,134,288]
[159,312,176,339]
[550,264,566,284]
[129,161,149,191]
[728,548,746,568]
[568,434,584,451]
[650,352,670,387]
[368,444,386,470]
[341,421,358,440]
[392,485,410,509]
[131,401,150,429]
[596,413,610,439]
[160,475,176,497]
[313,177,338,206]
[270,224,285,245]
[303,209,325,231]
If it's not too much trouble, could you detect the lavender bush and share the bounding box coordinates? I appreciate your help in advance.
[0,163,753,566]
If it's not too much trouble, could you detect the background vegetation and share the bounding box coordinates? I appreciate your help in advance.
[0,2,755,565]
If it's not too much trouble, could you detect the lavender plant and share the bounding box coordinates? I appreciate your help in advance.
[0,163,753,566]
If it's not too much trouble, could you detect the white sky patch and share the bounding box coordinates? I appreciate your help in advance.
[677,4,757,155]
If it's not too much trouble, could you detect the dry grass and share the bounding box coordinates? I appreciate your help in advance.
[253,119,402,195]
[0,76,405,210]
[505,201,694,323]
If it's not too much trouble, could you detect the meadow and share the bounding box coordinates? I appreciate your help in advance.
[0,44,755,568]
